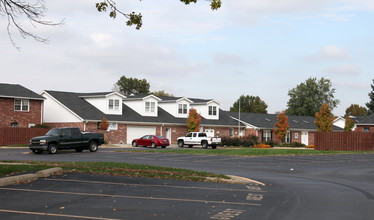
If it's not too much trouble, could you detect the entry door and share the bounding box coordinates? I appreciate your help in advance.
[165,128,171,142]
[301,131,308,145]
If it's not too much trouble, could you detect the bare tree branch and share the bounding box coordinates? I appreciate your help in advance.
[0,0,63,49]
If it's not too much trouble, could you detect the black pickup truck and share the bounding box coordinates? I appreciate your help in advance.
[29,127,105,154]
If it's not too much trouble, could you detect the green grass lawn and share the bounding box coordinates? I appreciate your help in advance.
[122,148,374,156]
[0,161,228,181]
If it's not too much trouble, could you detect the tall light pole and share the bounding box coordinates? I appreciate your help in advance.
[238,100,240,137]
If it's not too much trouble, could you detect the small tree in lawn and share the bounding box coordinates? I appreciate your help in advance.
[100,117,109,130]
[274,111,289,143]
[187,108,202,132]
[315,104,334,132]
[344,116,355,131]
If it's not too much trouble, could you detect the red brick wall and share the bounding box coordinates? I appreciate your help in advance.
[0,98,42,128]
[356,125,374,132]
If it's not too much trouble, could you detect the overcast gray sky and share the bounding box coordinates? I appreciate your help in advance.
[1,0,374,116]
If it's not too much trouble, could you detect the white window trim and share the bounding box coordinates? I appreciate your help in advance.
[294,132,299,139]
[263,130,271,142]
[14,99,29,112]
[145,101,156,113]
[178,104,188,114]
[208,106,217,116]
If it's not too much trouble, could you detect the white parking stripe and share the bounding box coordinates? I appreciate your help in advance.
[0,209,121,220]
[0,187,261,207]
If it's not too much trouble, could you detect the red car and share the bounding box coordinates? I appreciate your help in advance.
[132,135,170,148]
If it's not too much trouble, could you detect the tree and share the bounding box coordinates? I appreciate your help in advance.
[1,0,221,47]
[99,117,109,130]
[344,116,355,131]
[230,95,268,113]
[315,103,334,132]
[114,76,150,96]
[152,90,174,97]
[186,108,201,132]
[366,79,374,115]
[345,104,368,117]
[286,77,340,117]
[273,111,289,143]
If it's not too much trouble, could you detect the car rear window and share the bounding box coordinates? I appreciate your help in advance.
[157,136,165,139]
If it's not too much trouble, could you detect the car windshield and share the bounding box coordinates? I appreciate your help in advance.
[46,129,61,136]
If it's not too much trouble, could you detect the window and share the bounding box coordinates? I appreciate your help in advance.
[209,106,217,116]
[145,102,155,112]
[14,99,29,111]
[364,127,370,132]
[262,130,271,142]
[109,99,120,110]
[229,128,234,136]
[108,123,118,131]
[198,133,207,137]
[294,132,299,139]
[178,104,187,114]
[11,122,18,127]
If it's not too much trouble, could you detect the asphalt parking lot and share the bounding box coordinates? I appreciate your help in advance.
[0,172,267,220]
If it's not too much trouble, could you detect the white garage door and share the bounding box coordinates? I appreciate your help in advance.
[127,126,156,144]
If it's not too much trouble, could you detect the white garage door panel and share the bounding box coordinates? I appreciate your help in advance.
[127,126,156,144]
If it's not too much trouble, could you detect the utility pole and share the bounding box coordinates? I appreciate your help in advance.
[238,100,240,137]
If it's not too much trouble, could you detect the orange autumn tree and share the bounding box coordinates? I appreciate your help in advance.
[100,117,109,130]
[187,108,202,132]
[274,111,289,143]
[315,103,334,132]
[344,115,355,131]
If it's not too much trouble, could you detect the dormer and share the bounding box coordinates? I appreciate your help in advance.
[191,99,221,120]
[158,97,193,118]
[123,94,161,117]
[80,92,126,115]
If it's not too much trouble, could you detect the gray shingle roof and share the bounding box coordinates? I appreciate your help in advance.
[0,83,44,100]
[356,114,374,125]
[227,111,343,131]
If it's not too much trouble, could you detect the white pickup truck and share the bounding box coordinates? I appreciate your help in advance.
[177,132,221,149]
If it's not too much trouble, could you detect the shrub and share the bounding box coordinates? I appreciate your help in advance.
[278,142,306,147]
[221,135,259,147]
[263,140,277,148]
[306,145,314,148]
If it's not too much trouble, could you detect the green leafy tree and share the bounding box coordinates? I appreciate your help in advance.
[187,108,202,132]
[366,79,374,115]
[345,104,368,117]
[273,111,289,143]
[99,117,109,130]
[315,104,334,132]
[230,95,268,113]
[286,77,340,116]
[114,76,150,96]
[152,90,174,97]
[344,116,355,131]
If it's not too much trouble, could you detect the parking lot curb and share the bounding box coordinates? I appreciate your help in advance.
[0,167,63,187]
[208,175,266,186]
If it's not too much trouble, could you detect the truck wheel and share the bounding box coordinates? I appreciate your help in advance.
[178,140,184,148]
[75,148,83,152]
[188,145,193,148]
[201,141,208,149]
[211,144,217,149]
[132,141,138,147]
[88,141,98,152]
[151,142,157,148]
[48,144,57,154]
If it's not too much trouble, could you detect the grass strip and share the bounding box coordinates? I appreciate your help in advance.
[120,148,374,156]
[0,161,228,182]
